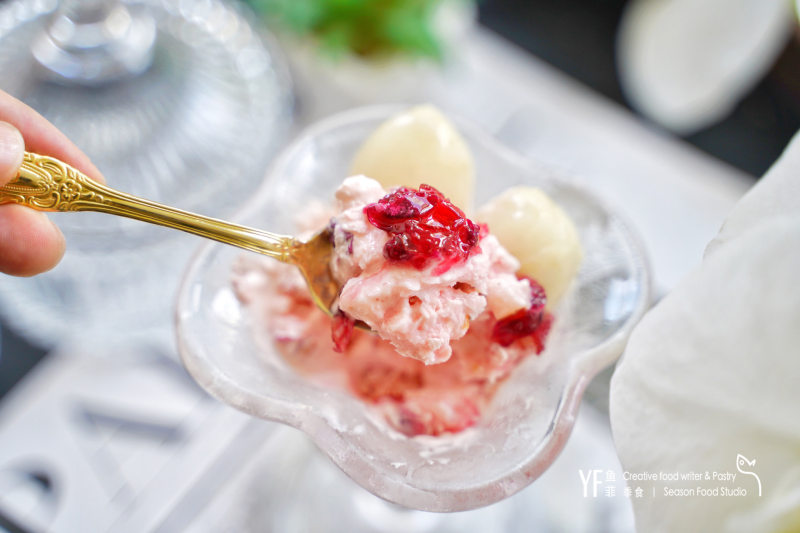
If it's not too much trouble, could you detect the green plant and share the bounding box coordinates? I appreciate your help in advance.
[248,0,446,60]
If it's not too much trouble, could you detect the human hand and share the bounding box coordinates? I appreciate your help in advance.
[0,90,103,276]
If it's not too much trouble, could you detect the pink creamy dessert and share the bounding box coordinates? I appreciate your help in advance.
[330,176,532,364]
[234,178,553,436]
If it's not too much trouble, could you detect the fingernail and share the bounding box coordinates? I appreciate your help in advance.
[0,121,24,185]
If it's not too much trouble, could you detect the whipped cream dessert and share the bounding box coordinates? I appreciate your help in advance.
[234,178,559,436]
[233,106,581,436]
[329,175,533,364]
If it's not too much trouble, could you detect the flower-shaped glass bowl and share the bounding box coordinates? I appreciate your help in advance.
[176,106,651,512]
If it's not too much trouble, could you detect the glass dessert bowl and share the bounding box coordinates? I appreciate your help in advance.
[176,106,651,512]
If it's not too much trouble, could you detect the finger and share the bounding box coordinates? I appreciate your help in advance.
[0,90,104,183]
[0,106,68,276]
[0,91,104,276]
[0,204,65,276]
[0,120,24,186]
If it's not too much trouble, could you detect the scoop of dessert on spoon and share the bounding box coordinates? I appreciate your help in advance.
[0,151,341,317]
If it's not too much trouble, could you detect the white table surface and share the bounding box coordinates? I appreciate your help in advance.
[0,25,766,533]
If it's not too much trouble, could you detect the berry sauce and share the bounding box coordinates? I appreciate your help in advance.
[492,277,552,352]
[364,184,481,275]
[331,310,355,353]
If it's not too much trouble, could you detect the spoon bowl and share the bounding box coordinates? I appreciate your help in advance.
[176,106,652,512]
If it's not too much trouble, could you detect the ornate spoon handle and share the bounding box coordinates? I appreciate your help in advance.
[0,152,293,260]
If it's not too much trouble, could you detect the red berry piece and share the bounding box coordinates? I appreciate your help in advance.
[531,313,553,354]
[331,310,355,352]
[491,277,551,351]
[363,184,481,273]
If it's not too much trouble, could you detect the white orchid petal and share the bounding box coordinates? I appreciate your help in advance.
[707,132,800,255]
[610,131,800,532]
[618,0,794,133]
[611,217,800,532]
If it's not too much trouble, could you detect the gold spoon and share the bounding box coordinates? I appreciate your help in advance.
[0,151,341,316]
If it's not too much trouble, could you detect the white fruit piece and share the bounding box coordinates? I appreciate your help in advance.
[350,105,475,212]
[476,186,582,307]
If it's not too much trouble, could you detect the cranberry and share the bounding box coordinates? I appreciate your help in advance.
[492,277,551,352]
[384,234,412,261]
[331,310,355,352]
[531,313,553,353]
[343,231,354,255]
[364,184,481,274]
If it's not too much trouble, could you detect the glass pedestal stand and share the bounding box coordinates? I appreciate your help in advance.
[0,0,292,350]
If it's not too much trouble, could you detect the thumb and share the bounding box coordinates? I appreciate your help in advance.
[0,120,24,186]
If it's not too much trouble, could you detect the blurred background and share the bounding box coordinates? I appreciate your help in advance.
[0,0,796,531]
[479,0,800,177]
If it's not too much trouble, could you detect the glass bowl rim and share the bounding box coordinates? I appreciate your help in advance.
[175,104,653,511]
